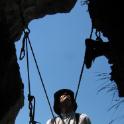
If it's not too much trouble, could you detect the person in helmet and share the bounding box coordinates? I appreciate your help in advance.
[46,89,91,124]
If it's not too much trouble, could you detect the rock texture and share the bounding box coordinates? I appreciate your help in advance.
[0,0,123,123]
[87,0,124,96]
[0,0,77,42]
[0,0,77,123]
[0,27,24,124]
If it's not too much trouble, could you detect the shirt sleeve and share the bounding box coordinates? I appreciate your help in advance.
[46,119,51,124]
[79,114,91,124]
[46,118,56,124]
[84,116,91,124]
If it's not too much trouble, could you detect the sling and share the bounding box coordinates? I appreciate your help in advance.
[75,113,80,124]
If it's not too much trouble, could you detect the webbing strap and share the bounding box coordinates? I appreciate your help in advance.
[75,113,80,124]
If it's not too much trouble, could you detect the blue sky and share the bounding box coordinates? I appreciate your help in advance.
[15,1,124,124]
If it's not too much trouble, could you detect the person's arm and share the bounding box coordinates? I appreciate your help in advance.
[46,118,57,124]
[79,114,91,124]
[84,116,91,124]
[46,119,52,124]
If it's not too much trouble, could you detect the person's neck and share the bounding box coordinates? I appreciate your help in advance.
[60,111,75,118]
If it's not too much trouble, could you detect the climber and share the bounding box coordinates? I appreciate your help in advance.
[84,38,111,69]
[46,89,91,124]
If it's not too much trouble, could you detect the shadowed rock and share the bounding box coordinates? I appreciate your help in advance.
[0,0,77,123]
[86,0,124,97]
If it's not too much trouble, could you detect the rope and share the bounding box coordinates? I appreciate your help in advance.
[17,1,38,123]
[90,25,93,39]
[20,31,40,124]
[25,34,35,124]
[17,1,56,123]
[19,30,56,124]
[75,25,94,100]
[18,1,94,122]
[27,35,56,120]
[75,55,85,100]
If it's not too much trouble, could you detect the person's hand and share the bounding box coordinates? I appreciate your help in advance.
[60,94,71,103]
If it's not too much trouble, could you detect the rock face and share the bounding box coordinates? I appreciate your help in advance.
[0,22,24,123]
[0,0,123,123]
[0,0,77,123]
[86,0,124,97]
[0,0,77,42]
